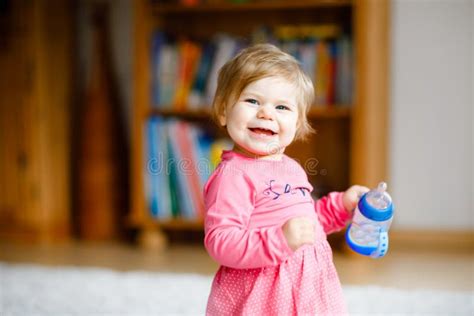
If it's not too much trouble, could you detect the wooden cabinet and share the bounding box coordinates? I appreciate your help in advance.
[0,1,74,243]
[129,0,389,248]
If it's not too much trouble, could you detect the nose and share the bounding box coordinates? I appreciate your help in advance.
[256,104,275,120]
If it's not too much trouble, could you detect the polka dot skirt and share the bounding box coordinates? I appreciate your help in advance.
[206,241,348,315]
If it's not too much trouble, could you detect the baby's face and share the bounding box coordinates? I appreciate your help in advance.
[219,76,299,159]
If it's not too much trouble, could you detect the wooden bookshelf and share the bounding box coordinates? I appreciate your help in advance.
[128,217,205,231]
[130,0,390,249]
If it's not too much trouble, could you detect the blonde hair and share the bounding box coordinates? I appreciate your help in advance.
[211,43,315,141]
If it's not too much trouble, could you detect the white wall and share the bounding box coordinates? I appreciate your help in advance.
[390,0,473,230]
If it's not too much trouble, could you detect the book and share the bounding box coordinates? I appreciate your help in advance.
[151,31,166,107]
[174,40,202,109]
[315,41,330,106]
[298,41,317,85]
[209,139,233,169]
[205,34,239,105]
[167,137,180,218]
[156,120,172,219]
[336,36,353,106]
[158,43,179,107]
[175,121,205,218]
[188,125,213,191]
[188,41,216,108]
[326,41,337,106]
[167,120,196,218]
[145,118,161,217]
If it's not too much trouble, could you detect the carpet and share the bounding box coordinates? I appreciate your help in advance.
[1,262,472,315]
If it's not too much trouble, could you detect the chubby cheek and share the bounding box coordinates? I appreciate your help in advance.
[279,119,298,145]
[226,123,244,143]
[226,113,246,134]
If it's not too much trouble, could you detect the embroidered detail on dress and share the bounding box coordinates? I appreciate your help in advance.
[263,180,310,200]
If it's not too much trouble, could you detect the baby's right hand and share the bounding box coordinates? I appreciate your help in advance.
[282,217,315,251]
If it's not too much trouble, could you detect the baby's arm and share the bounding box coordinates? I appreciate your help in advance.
[204,168,293,269]
[314,192,351,235]
[315,186,370,234]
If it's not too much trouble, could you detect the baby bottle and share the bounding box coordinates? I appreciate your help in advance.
[345,182,394,258]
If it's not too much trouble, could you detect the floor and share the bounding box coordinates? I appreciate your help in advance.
[0,240,472,292]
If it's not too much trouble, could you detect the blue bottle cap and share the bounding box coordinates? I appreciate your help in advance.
[358,192,394,222]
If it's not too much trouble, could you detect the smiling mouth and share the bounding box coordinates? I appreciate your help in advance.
[248,127,277,136]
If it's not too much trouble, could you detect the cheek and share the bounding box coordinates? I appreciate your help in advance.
[282,117,298,133]
[227,115,245,133]
[280,118,298,143]
[226,112,249,140]
[284,128,297,143]
[228,108,253,128]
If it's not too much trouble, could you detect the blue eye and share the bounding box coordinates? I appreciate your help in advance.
[276,105,290,111]
[245,98,259,105]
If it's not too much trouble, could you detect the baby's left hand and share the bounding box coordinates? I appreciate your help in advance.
[342,185,370,213]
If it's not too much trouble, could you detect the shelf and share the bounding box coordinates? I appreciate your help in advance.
[307,106,352,119]
[148,108,212,120]
[155,219,204,230]
[148,106,352,120]
[130,217,204,230]
[152,0,352,14]
[127,212,204,229]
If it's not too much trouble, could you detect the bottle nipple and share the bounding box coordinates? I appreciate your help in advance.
[367,182,390,210]
[376,182,387,193]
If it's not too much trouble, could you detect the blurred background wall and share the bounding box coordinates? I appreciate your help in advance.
[390,0,472,230]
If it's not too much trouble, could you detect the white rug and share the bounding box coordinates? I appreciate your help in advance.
[0,262,472,315]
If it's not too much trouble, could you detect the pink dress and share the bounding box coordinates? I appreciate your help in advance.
[204,150,350,315]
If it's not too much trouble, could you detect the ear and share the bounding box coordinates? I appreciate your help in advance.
[218,110,227,127]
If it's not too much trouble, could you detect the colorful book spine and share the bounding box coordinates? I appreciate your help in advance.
[145,117,232,220]
[298,41,317,86]
[152,26,353,109]
[327,41,338,106]
[156,120,172,219]
[167,120,196,218]
[315,41,330,106]
[205,34,239,105]
[151,31,166,107]
[145,118,161,217]
[188,41,216,108]
[175,121,205,218]
[174,40,202,109]
[158,43,179,107]
[336,36,353,105]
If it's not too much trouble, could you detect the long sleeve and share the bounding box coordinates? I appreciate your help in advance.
[314,191,351,235]
[204,166,293,269]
